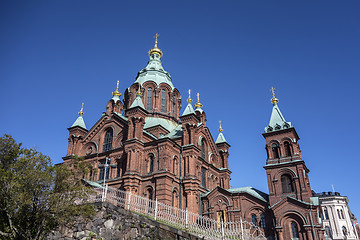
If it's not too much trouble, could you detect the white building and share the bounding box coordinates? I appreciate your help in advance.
[314,192,359,240]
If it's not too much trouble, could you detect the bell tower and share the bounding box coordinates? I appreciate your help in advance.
[262,88,323,240]
[263,88,312,205]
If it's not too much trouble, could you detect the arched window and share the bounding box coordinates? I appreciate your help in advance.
[147,188,153,211]
[260,214,266,228]
[201,167,206,188]
[325,226,332,238]
[161,89,166,113]
[324,207,329,220]
[251,214,257,227]
[201,139,205,159]
[337,209,341,219]
[340,209,344,219]
[148,188,153,201]
[172,189,178,208]
[148,155,154,173]
[147,87,152,110]
[173,157,178,176]
[281,174,294,193]
[272,143,280,158]
[291,222,299,239]
[342,226,347,237]
[103,129,113,152]
[284,141,291,157]
[172,95,176,116]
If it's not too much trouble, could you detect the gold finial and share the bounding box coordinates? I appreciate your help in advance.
[112,80,121,97]
[219,120,223,132]
[194,92,203,108]
[154,33,159,48]
[148,33,163,57]
[136,83,142,96]
[79,102,84,116]
[187,89,192,103]
[270,86,279,104]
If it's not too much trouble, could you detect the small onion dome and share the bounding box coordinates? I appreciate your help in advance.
[194,93,203,109]
[112,80,121,97]
[79,102,84,116]
[136,83,142,96]
[270,86,279,105]
[187,89,192,103]
[219,120,223,132]
[148,33,163,58]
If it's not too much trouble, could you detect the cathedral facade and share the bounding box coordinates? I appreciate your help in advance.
[64,38,324,240]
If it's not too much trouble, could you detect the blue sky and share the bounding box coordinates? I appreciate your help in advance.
[1,1,359,218]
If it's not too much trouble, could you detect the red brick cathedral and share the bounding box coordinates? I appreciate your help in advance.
[64,37,324,240]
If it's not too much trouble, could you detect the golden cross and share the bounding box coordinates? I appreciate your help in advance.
[80,102,84,112]
[197,93,200,102]
[154,33,160,47]
[188,89,191,98]
[116,80,119,89]
[270,86,275,97]
[154,33,160,41]
[219,120,222,128]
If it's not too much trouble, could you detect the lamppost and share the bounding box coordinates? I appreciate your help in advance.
[102,157,110,202]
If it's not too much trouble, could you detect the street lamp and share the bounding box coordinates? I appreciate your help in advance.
[102,157,110,201]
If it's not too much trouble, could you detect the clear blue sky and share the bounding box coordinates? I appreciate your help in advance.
[1,1,359,218]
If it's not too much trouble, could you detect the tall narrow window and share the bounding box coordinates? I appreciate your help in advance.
[149,155,154,173]
[201,139,205,159]
[342,226,347,237]
[103,129,113,152]
[340,209,344,219]
[260,214,266,228]
[325,226,332,238]
[324,207,329,220]
[284,141,291,157]
[98,164,109,181]
[117,162,121,177]
[291,222,299,239]
[337,209,341,219]
[281,174,294,193]
[161,89,166,113]
[201,167,206,188]
[272,143,280,158]
[172,95,175,116]
[251,214,257,227]
[147,87,152,110]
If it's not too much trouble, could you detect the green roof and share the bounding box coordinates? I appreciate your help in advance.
[129,95,145,109]
[135,53,174,90]
[71,115,87,129]
[215,132,227,144]
[265,102,292,133]
[182,102,195,116]
[82,179,104,188]
[228,187,269,202]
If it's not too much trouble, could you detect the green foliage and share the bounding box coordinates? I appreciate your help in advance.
[0,135,95,240]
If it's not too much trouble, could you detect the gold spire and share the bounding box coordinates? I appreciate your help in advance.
[187,89,192,103]
[112,80,121,97]
[148,33,163,57]
[219,120,223,132]
[136,83,142,96]
[194,92,203,108]
[78,102,84,116]
[270,86,279,104]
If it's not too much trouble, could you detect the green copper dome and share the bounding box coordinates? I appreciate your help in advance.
[135,38,174,90]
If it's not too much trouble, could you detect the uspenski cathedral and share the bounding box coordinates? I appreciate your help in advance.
[64,36,325,240]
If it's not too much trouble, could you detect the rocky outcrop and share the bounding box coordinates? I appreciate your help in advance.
[47,202,201,240]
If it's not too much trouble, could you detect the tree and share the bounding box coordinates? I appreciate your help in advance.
[0,135,95,240]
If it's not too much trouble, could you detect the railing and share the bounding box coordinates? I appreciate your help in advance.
[88,186,266,240]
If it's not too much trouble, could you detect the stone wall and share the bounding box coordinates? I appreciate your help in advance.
[47,202,201,240]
